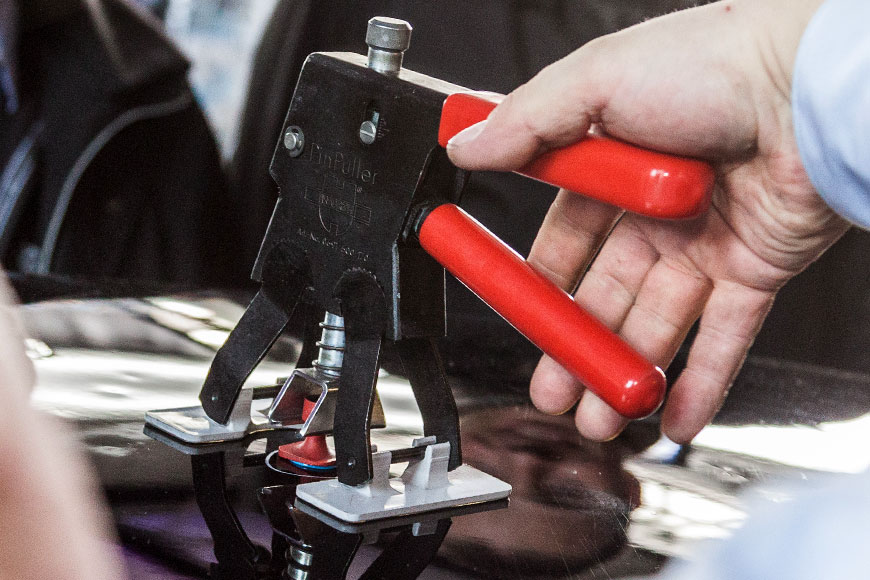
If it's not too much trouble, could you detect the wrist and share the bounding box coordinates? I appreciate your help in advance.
[742,0,825,97]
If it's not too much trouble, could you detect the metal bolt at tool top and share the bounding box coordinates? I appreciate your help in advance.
[284,126,305,157]
[366,16,412,76]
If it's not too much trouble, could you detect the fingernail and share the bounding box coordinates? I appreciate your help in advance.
[446,120,487,149]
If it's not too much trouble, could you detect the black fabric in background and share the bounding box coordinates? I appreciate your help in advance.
[0,0,243,288]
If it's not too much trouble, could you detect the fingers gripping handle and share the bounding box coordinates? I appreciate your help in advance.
[417,204,666,419]
[439,93,715,219]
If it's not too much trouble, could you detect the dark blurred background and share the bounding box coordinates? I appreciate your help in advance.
[4,0,870,393]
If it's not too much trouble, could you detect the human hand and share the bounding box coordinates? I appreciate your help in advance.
[447,0,847,443]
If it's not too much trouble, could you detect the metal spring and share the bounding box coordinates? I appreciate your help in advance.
[284,544,313,579]
[313,312,344,377]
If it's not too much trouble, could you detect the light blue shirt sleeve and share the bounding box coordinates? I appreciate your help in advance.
[655,470,870,580]
[793,0,870,228]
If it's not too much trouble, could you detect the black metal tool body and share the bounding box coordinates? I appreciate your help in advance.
[199,50,469,487]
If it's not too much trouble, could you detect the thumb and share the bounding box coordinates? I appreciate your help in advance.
[445,51,609,172]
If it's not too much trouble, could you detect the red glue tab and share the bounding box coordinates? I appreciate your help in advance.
[278,397,336,468]
[439,92,714,219]
[278,436,336,468]
[418,204,666,419]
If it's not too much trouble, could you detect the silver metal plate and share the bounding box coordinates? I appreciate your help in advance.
[296,442,511,522]
[145,388,254,443]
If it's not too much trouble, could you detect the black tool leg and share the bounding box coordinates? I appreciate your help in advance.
[191,452,266,580]
[291,508,362,580]
[360,519,452,580]
[396,338,462,470]
[333,270,388,486]
[200,288,299,423]
[201,242,309,424]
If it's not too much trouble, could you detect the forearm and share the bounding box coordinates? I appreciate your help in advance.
[0,413,123,580]
[0,276,123,580]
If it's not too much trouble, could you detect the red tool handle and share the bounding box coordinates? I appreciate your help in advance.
[418,204,666,419]
[439,92,714,219]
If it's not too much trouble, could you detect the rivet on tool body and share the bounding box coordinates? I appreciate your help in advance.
[284,125,305,157]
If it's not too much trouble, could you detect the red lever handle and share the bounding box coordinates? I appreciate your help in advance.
[418,204,666,419]
[439,92,714,219]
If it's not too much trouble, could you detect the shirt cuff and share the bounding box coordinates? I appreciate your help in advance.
[792,0,870,228]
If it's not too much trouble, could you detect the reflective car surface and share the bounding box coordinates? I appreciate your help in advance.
[21,292,870,579]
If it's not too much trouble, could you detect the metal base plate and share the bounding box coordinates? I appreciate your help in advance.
[296,441,511,522]
[294,494,510,535]
[145,388,254,443]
